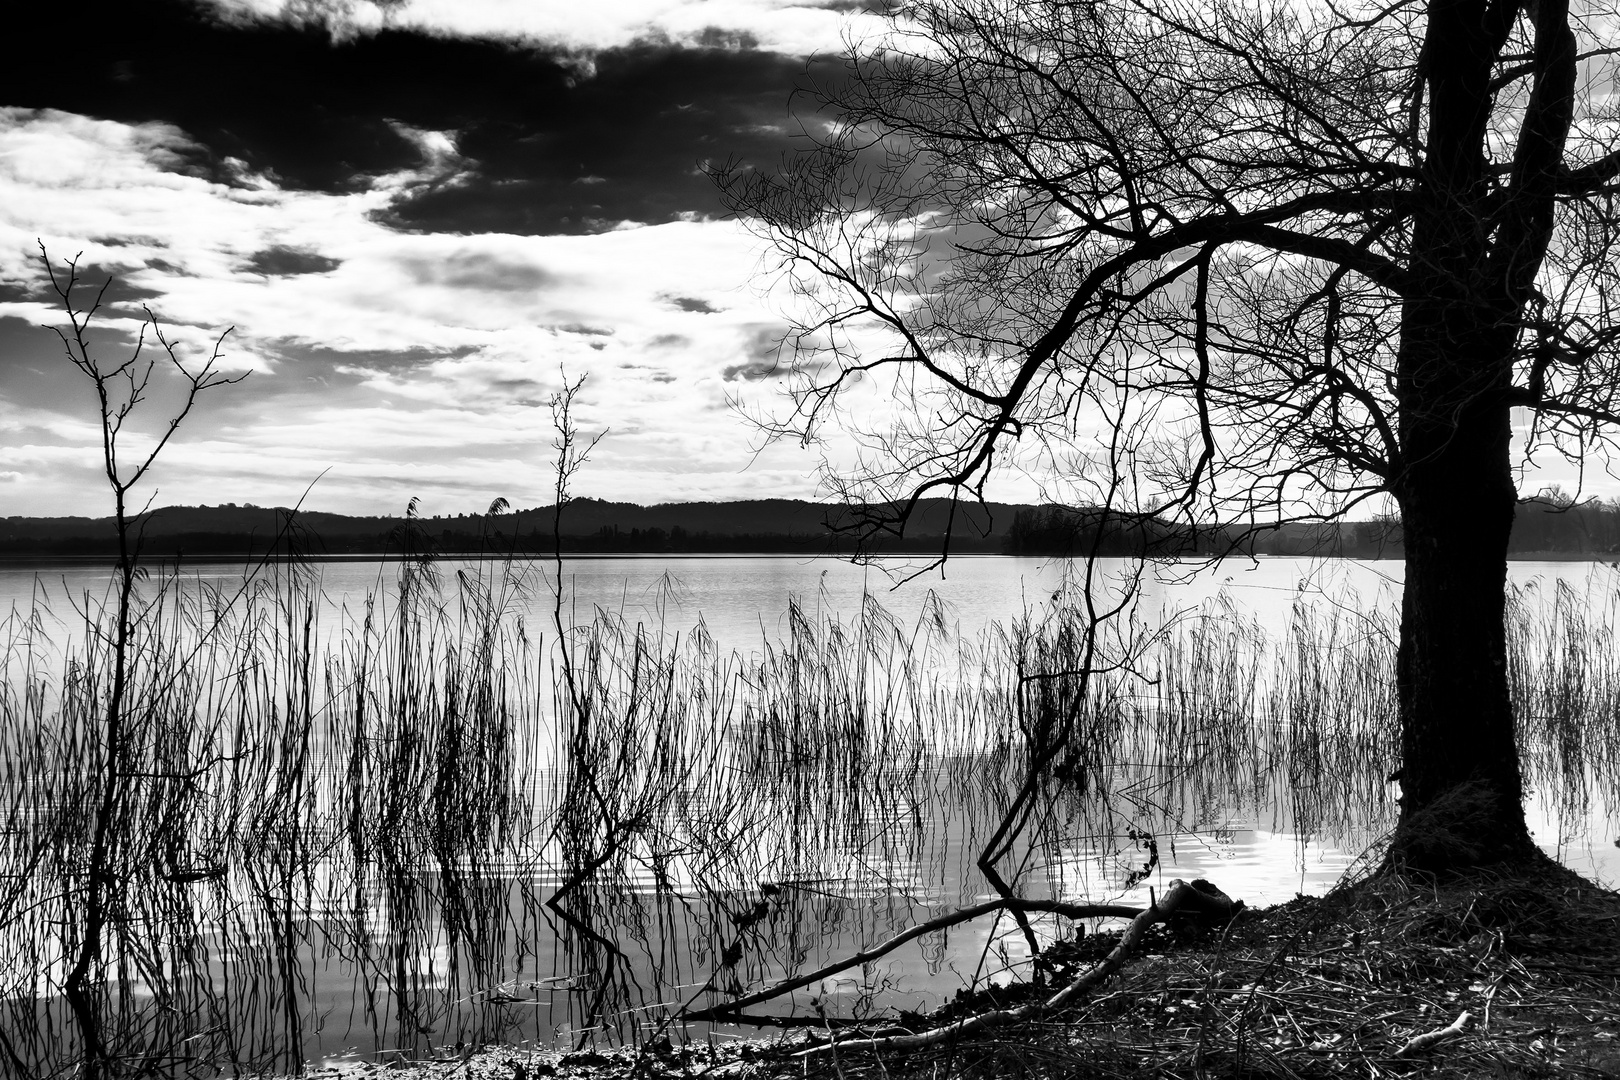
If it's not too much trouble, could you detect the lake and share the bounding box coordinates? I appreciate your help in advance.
[0,554,1615,1072]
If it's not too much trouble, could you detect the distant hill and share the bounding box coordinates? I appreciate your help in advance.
[0,498,1035,559]
[4,495,1610,561]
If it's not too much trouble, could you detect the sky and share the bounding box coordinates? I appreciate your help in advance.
[0,0,1594,523]
[0,0,896,518]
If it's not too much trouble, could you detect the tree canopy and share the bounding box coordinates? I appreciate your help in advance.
[716,0,1620,872]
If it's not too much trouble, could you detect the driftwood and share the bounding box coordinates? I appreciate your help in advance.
[681,896,1142,1023]
[796,878,1240,1053]
[682,878,1241,1051]
[1394,1010,1473,1057]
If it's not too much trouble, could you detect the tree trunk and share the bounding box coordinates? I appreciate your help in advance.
[1390,325,1536,872]
[1383,0,1547,874]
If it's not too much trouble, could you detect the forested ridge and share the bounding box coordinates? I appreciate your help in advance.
[0,497,1019,558]
[2,494,1614,559]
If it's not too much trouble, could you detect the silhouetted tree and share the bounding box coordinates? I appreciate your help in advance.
[715,0,1620,872]
[42,245,242,1077]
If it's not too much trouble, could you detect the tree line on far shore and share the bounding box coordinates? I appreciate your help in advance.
[1003,489,1620,559]
[3,490,1618,561]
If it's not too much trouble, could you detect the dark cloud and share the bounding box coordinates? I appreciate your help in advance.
[813,0,898,11]
[745,324,787,358]
[90,235,167,249]
[1,261,166,309]
[3,2,493,189]
[0,0,832,236]
[0,315,64,376]
[0,314,141,428]
[400,253,558,292]
[379,43,835,235]
[722,324,795,380]
[721,361,785,381]
[80,275,166,309]
[267,342,480,371]
[491,378,543,392]
[687,27,762,49]
[0,281,38,307]
[242,246,343,276]
[668,296,720,313]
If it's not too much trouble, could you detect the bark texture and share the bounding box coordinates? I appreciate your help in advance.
[1392,401,1534,868]
[1383,0,1577,872]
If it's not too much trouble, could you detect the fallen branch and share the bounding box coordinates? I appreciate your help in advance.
[1393,1009,1472,1057]
[682,896,1140,1022]
[798,878,1242,1054]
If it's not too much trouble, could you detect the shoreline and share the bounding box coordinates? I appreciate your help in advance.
[269,863,1620,1080]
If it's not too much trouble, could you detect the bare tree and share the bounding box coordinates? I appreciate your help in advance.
[42,245,243,1077]
[714,0,1620,872]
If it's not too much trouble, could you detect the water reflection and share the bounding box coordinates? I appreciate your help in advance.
[0,556,1615,1075]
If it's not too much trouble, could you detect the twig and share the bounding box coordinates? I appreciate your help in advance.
[1393,1010,1472,1057]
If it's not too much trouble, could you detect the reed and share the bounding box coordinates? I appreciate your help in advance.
[2,558,1618,1073]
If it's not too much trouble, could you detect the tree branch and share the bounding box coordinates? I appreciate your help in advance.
[682,895,1145,1023]
[796,879,1241,1054]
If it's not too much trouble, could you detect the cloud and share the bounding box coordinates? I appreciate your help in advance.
[201,0,873,55]
[400,251,560,292]
[721,325,792,380]
[375,43,843,236]
[0,108,833,515]
[0,0,849,236]
[242,245,343,276]
[667,295,720,313]
[721,361,781,381]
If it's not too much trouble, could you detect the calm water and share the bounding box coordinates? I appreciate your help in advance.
[1,554,1615,1070]
[0,552,1409,651]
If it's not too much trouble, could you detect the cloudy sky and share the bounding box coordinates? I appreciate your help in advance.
[0,0,895,517]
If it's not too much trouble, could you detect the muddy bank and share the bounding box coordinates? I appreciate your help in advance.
[285,863,1620,1080]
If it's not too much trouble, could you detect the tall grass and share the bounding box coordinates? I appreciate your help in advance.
[2,559,1618,1073]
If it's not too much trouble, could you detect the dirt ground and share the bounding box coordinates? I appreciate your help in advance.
[289,861,1620,1080]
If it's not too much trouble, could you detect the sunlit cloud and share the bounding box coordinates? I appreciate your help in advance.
[202,0,872,55]
[0,107,828,515]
